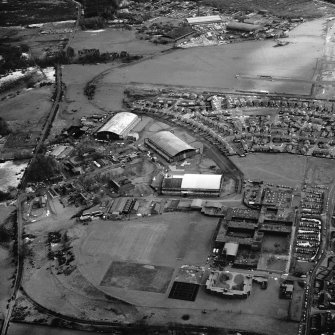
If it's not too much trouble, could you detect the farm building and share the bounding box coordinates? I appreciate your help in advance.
[96,112,139,140]
[226,21,262,32]
[162,173,223,197]
[144,131,197,162]
[186,15,222,25]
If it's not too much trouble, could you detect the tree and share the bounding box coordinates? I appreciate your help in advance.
[0,117,10,136]
[66,46,75,59]
[25,155,60,182]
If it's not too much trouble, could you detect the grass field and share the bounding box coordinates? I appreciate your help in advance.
[0,87,52,122]
[231,153,307,187]
[100,261,174,293]
[74,212,217,303]
[305,156,335,185]
[70,28,171,56]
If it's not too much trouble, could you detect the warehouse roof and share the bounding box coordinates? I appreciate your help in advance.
[181,174,222,191]
[97,112,138,136]
[186,15,222,25]
[224,242,239,257]
[148,131,195,157]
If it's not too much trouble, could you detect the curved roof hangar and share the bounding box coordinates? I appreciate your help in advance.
[97,112,138,137]
[148,131,195,158]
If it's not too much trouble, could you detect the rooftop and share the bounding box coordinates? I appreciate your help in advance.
[98,112,138,136]
[147,131,195,158]
[181,174,222,191]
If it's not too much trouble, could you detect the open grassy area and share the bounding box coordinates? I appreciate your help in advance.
[231,153,307,187]
[0,86,52,123]
[304,156,335,185]
[70,28,171,56]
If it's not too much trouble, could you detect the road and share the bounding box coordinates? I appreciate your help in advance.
[0,195,25,335]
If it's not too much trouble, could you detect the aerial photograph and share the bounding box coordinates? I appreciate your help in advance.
[2,0,335,335]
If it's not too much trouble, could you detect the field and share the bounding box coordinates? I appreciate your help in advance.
[100,261,174,293]
[98,19,325,96]
[304,156,335,185]
[70,28,171,56]
[0,0,76,26]
[231,153,307,187]
[0,86,53,134]
[74,212,217,304]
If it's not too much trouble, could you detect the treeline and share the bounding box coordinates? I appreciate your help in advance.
[0,43,34,75]
[77,49,142,64]
[0,117,11,136]
[78,0,120,18]
[25,155,60,183]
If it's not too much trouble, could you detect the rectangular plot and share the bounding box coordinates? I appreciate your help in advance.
[168,282,200,301]
[100,261,174,293]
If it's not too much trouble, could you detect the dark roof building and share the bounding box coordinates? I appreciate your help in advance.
[144,131,197,162]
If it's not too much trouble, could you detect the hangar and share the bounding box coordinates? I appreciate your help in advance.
[96,112,139,140]
[162,173,223,197]
[186,15,222,25]
[144,131,197,162]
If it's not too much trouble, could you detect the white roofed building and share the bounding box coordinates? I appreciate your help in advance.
[162,173,223,197]
[96,112,139,140]
[186,15,222,25]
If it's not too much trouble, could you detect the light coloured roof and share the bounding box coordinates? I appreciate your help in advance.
[148,131,195,157]
[181,174,222,191]
[98,112,138,136]
[224,242,239,256]
[186,15,222,24]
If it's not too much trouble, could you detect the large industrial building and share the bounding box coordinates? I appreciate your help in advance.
[186,15,222,25]
[144,131,197,162]
[162,173,223,197]
[96,112,139,140]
